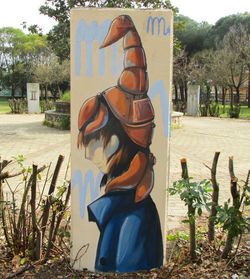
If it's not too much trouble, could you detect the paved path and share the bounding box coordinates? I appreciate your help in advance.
[0,114,249,230]
[168,116,250,229]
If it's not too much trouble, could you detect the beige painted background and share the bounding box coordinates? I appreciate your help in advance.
[71,8,173,271]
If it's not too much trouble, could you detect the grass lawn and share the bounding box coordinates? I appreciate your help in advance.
[0,98,11,114]
[240,106,250,119]
[219,105,250,120]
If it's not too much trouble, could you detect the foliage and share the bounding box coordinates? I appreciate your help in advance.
[59,116,70,130]
[40,99,55,113]
[221,24,249,104]
[169,155,250,261]
[33,54,70,99]
[169,178,212,219]
[0,27,47,97]
[208,102,220,117]
[240,106,250,119]
[216,200,250,239]
[174,13,250,108]
[60,91,70,102]
[169,172,212,260]
[39,0,178,61]
[0,155,70,262]
[218,105,250,119]
[167,231,189,242]
[216,170,250,258]
[8,98,28,114]
[199,105,206,117]
[174,15,212,56]
[206,13,250,49]
[228,104,241,118]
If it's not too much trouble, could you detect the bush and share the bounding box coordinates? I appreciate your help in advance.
[8,98,28,114]
[40,99,55,113]
[209,102,220,117]
[199,104,208,116]
[60,91,70,103]
[0,155,70,262]
[228,104,241,118]
[60,115,70,130]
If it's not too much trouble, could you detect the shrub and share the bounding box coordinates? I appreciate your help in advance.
[209,102,220,117]
[60,91,70,103]
[8,98,28,114]
[228,104,241,118]
[40,99,55,113]
[0,155,70,262]
[199,104,208,116]
[168,158,212,259]
[60,115,70,130]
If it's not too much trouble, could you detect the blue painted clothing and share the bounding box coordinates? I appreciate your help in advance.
[87,189,163,272]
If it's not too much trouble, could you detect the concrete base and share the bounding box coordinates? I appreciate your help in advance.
[172,111,184,127]
[44,110,70,130]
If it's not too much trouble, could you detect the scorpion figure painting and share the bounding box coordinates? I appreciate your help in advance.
[77,15,162,272]
[71,9,173,273]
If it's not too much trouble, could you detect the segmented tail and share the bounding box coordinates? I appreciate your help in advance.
[100,15,148,96]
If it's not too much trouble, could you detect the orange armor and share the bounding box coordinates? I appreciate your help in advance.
[78,15,155,148]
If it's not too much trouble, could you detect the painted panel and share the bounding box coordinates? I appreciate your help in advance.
[187,84,200,116]
[71,8,173,272]
[27,83,40,113]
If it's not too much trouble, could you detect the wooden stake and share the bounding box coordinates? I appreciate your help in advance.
[208,152,220,242]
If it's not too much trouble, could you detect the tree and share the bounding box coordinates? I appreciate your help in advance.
[0,27,27,97]
[173,50,190,109]
[40,0,178,61]
[221,24,249,105]
[206,13,250,49]
[0,27,47,97]
[33,52,70,99]
[173,15,212,111]
[183,17,250,108]
[174,15,212,57]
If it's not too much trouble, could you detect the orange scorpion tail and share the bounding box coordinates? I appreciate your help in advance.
[100,15,148,96]
[100,15,155,202]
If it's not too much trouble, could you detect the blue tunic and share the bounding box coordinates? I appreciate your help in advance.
[87,189,163,272]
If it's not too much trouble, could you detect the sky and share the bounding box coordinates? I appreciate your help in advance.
[171,0,250,24]
[0,0,56,33]
[0,0,249,33]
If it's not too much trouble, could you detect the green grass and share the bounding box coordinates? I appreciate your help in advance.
[0,98,11,114]
[240,106,250,119]
[60,91,70,102]
[219,105,250,119]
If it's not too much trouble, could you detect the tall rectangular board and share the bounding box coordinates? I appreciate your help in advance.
[71,8,173,272]
[27,83,40,113]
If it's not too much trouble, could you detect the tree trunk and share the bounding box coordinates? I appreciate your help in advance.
[222,158,240,258]
[188,205,196,260]
[230,87,234,107]
[214,85,218,103]
[222,233,234,259]
[208,152,220,242]
[45,85,48,100]
[21,86,25,98]
[184,81,188,103]
[31,165,39,260]
[235,87,240,105]
[11,84,15,98]
[248,65,250,108]
[222,87,226,106]
[40,155,64,239]
[174,84,178,103]
[180,84,184,102]
[180,158,196,260]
